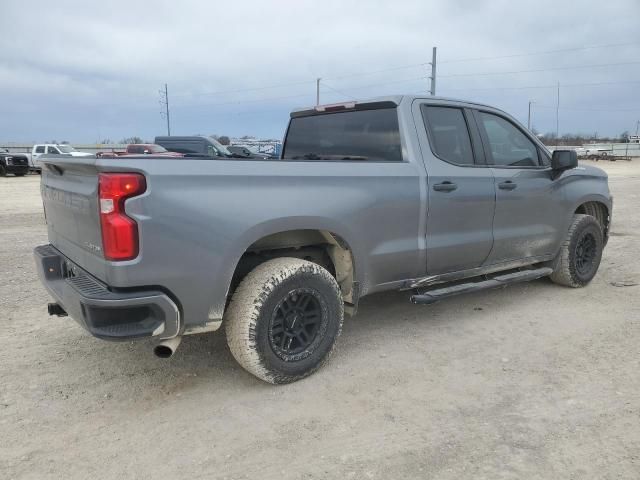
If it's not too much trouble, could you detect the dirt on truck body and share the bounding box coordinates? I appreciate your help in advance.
[34,95,612,383]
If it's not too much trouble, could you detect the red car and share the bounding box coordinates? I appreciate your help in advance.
[97,144,184,158]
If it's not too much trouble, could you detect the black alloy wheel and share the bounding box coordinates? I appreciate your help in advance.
[269,288,324,357]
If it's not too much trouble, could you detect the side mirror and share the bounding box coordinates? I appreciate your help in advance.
[551,149,577,171]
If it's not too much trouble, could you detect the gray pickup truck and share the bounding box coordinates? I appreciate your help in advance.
[34,95,612,384]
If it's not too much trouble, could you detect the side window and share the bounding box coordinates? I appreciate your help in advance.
[47,146,60,154]
[35,146,45,154]
[478,112,540,167]
[129,146,143,154]
[422,106,475,166]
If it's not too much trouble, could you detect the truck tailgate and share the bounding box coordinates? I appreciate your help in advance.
[40,157,105,273]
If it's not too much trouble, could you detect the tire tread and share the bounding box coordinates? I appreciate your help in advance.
[225,258,343,384]
[550,214,603,288]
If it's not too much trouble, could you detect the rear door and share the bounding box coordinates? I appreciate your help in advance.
[473,109,564,264]
[415,102,496,275]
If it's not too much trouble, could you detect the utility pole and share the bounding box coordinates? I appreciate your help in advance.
[429,47,437,96]
[159,83,171,136]
[555,82,560,147]
[527,100,535,131]
[316,78,321,106]
[636,120,639,136]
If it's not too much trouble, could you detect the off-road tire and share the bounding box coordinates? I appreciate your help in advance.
[225,258,344,384]
[14,173,25,177]
[550,214,603,288]
[0,165,6,177]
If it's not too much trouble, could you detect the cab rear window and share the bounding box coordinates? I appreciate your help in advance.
[283,108,402,162]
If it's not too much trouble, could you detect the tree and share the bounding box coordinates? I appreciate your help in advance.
[120,136,144,144]
[619,131,630,143]
[218,136,230,145]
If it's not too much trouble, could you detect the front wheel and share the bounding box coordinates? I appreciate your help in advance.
[225,258,344,384]
[0,165,6,177]
[550,214,604,287]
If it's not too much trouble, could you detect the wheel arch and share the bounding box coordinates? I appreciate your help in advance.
[572,197,611,239]
[221,219,362,319]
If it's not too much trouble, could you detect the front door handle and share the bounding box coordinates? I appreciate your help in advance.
[498,181,517,190]
[433,181,458,192]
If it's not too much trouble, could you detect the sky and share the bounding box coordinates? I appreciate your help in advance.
[1,0,639,144]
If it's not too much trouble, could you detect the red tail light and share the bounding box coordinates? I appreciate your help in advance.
[98,173,146,261]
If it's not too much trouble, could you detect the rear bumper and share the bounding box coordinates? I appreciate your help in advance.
[34,244,180,341]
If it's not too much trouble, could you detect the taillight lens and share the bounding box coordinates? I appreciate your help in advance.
[98,173,146,261]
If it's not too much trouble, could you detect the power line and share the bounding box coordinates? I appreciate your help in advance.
[320,76,428,93]
[173,91,313,108]
[439,41,640,64]
[324,63,427,81]
[170,43,639,99]
[438,61,640,78]
[320,81,355,100]
[172,77,640,109]
[173,76,429,107]
[440,79,640,92]
[171,79,315,98]
[536,104,640,113]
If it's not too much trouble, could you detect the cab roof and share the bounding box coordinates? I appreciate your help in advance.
[290,94,497,118]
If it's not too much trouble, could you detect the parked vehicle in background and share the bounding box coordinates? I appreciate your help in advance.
[97,144,184,158]
[584,148,612,160]
[227,145,272,159]
[0,149,29,176]
[155,136,234,157]
[29,144,92,171]
[35,95,611,384]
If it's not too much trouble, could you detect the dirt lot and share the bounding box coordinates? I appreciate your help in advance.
[1,161,638,480]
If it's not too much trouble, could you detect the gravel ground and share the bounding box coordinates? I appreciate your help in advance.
[1,161,639,480]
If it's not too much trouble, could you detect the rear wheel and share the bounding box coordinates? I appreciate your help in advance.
[225,258,344,384]
[550,214,603,287]
[14,173,25,177]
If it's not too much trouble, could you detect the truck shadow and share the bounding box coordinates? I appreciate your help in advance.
[133,279,555,373]
[49,277,563,403]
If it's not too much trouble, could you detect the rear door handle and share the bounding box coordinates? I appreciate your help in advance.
[433,181,458,192]
[498,181,517,190]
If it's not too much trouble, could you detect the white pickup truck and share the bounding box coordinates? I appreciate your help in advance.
[28,144,93,172]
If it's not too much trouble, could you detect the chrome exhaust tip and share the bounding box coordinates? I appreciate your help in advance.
[153,336,182,358]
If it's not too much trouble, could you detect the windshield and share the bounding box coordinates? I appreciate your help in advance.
[208,137,231,156]
[283,108,402,162]
[149,145,168,153]
[58,145,75,153]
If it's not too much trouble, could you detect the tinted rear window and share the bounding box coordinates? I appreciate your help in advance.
[422,106,475,166]
[283,108,402,162]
